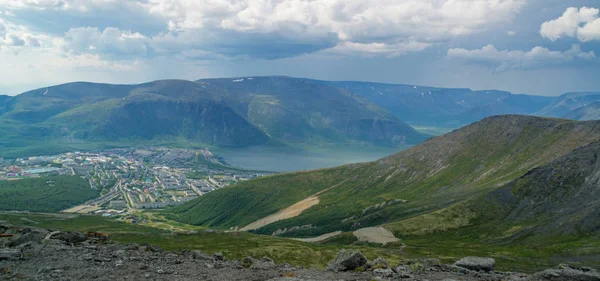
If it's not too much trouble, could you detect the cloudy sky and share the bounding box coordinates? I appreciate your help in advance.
[1,0,599,96]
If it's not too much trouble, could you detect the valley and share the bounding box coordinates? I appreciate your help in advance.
[3,77,600,278]
[160,115,600,271]
[5,2,600,280]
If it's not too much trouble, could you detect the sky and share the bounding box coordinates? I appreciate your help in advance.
[1,0,599,96]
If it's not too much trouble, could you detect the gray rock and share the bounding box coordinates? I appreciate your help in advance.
[15,241,40,250]
[125,243,139,251]
[0,249,22,260]
[251,257,276,270]
[421,258,442,268]
[454,256,495,272]
[368,257,390,270]
[55,231,88,244]
[193,250,214,261]
[326,249,368,272]
[9,231,45,247]
[213,252,224,261]
[533,268,600,281]
[373,268,394,277]
[452,265,471,274]
[394,265,410,273]
[147,245,162,252]
[242,256,255,268]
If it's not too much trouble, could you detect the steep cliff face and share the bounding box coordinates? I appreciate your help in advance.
[99,96,269,147]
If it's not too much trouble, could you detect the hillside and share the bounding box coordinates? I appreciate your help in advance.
[327,81,554,127]
[196,77,425,146]
[563,102,600,121]
[537,92,600,117]
[0,77,427,157]
[0,176,97,212]
[164,115,600,237]
[479,139,600,234]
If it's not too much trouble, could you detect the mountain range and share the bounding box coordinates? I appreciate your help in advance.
[164,115,600,249]
[563,102,600,121]
[327,81,556,126]
[0,77,429,157]
[537,92,600,118]
[2,76,600,158]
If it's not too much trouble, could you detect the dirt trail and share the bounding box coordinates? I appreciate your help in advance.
[353,227,399,245]
[240,180,348,231]
[62,205,99,214]
[292,231,343,243]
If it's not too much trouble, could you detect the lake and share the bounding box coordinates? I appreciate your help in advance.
[215,145,407,172]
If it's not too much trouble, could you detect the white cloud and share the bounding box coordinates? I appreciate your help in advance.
[540,7,600,42]
[0,0,122,12]
[328,41,432,58]
[0,18,45,49]
[1,0,528,58]
[63,27,148,58]
[447,44,596,71]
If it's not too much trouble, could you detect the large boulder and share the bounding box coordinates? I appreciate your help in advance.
[54,231,88,244]
[326,250,368,272]
[454,257,495,272]
[9,230,47,247]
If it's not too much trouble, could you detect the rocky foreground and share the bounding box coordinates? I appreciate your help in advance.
[1,225,599,281]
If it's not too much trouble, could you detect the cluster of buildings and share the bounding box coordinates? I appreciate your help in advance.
[1,147,270,215]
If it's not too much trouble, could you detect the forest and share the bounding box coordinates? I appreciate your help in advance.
[0,176,98,212]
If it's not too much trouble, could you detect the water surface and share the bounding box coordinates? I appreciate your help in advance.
[215,145,406,172]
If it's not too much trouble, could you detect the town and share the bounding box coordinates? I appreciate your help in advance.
[0,147,270,218]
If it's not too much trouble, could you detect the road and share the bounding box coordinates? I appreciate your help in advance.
[62,182,122,213]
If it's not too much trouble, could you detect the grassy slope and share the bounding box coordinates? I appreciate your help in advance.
[0,176,98,212]
[0,213,405,269]
[1,211,596,272]
[381,140,600,271]
[164,116,600,237]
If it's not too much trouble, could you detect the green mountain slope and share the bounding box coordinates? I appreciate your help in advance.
[481,139,600,234]
[378,139,600,270]
[164,115,600,236]
[0,176,98,212]
[0,77,428,156]
[197,77,426,146]
[563,102,600,121]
